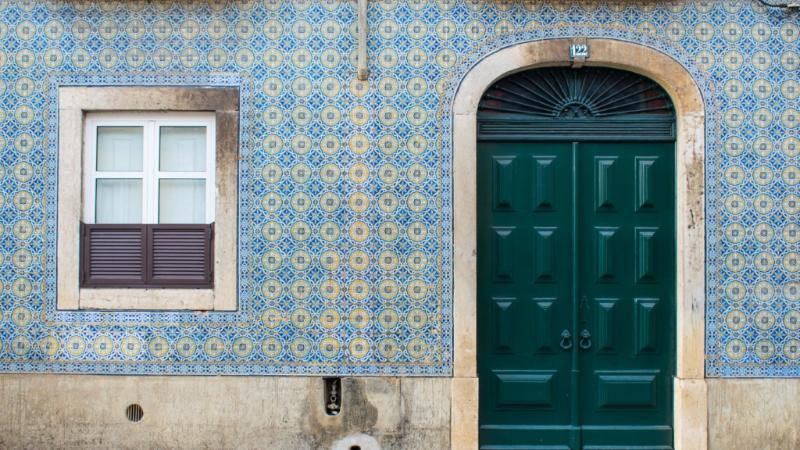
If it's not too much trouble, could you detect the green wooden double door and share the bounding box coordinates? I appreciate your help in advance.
[477,140,676,449]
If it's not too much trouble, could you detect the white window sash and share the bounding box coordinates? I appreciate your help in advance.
[83,112,216,224]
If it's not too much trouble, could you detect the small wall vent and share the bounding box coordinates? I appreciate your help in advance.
[125,403,144,422]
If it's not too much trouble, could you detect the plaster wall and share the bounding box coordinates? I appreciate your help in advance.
[708,379,800,450]
[4,375,800,449]
[0,374,451,450]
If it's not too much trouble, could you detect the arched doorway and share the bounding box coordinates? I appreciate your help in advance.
[448,39,708,450]
[476,67,676,448]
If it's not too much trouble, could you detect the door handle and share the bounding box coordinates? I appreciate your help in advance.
[579,329,592,350]
[559,329,573,350]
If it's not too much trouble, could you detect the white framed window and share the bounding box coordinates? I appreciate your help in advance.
[58,85,239,311]
[83,112,216,225]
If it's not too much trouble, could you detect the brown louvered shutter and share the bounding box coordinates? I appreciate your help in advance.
[80,223,213,289]
[150,224,213,287]
[81,224,147,287]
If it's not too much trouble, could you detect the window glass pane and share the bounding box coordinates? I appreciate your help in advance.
[159,126,207,172]
[95,179,142,223]
[159,179,206,223]
[96,126,144,171]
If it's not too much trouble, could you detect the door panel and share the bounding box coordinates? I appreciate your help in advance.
[533,227,558,282]
[492,156,515,210]
[593,298,618,353]
[595,371,658,408]
[492,297,515,353]
[531,298,555,354]
[593,226,619,283]
[478,142,575,448]
[492,226,516,282]
[495,370,557,407]
[634,297,660,354]
[577,142,675,448]
[479,140,675,450]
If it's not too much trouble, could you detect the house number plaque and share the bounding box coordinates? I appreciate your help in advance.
[570,44,589,59]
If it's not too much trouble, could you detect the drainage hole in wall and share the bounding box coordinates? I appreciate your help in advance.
[349,446,361,450]
[126,404,144,422]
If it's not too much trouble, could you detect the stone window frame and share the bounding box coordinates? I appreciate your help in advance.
[57,86,239,311]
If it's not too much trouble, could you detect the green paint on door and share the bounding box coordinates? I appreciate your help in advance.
[477,140,675,450]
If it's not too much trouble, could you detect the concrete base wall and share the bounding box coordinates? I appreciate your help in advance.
[0,375,450,450]
[708,379,800,450]
[4,375,800,449]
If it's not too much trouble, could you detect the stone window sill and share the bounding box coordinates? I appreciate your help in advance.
[79,288,215,311]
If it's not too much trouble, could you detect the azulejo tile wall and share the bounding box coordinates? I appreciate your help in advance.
[0,0,797,376]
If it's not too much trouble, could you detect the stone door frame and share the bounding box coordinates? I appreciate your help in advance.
[449,38,708,450]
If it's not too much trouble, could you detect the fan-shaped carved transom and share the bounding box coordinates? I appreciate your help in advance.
[479,67,674,119]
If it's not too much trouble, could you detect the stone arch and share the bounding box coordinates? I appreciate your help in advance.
[449,38,707,450]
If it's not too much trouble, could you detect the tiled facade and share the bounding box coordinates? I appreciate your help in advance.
[0,0,797,377]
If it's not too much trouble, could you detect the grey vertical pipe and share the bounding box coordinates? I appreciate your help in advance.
[357,0,369,80]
